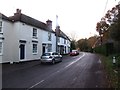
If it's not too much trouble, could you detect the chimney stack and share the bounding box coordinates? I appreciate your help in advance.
[14,9,21,15]
[46,19,52,30]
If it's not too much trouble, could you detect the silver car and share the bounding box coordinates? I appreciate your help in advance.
[40,52,62,64]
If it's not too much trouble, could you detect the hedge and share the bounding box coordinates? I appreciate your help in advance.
[94,43,113,56]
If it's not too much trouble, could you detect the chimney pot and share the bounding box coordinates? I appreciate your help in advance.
[16,9,21,14]
[46,19,52,30]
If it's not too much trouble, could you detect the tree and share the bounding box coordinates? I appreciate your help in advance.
[70,40,76,51]
[109,22,120,41]
[87,35,98,48]
[96,4,120,42]
[96,3,120,53]
[77,39,89,51]
[104,4,120,42]
[96,18,109,36]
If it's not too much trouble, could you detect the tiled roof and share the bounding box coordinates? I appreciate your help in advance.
[1,11,70,41]
[59,30,69,40]
[9,13,54,33]
[0,13,12,21]
[56,28,70,41]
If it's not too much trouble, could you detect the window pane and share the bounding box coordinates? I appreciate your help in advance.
[0,27,2,32]
[47,44,52,52]
[33,44,37,53]
[0,21,2,32]
[42,53,51,56]
[55,53,58,55]
[33,28,37,37]
[0,42,2,53]
[0,21,2,27]
[48,32,51,41]
[58,37,60,42]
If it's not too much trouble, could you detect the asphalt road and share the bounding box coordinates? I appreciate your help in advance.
[2,52,108,89]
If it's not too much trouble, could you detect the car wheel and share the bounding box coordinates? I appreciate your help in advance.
[60,58,62,62]
[52,59,55,64]
[40,61,44,64]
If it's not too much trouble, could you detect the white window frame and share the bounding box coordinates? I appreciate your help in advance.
[47,44,52,52]
[58,37,60,43]
[48,32,52,41]
[64,39,66,44]
[32,43,38,54]
[32,28,38,39]
[0,21,2,33]
[0,42,3,55]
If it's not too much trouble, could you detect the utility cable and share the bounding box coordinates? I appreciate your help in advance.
[103,0,109,16]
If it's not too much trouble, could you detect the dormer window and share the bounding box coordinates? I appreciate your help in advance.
[33,28,37,39]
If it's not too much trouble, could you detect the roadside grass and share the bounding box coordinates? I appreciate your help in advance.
[100,54,120,89]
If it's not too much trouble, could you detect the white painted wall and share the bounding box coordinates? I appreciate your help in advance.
[0,38,3,63]
[58,37,71,54]
[18,22,42,61]
[0,18,3,63]
[66,40,71,53]
[51,33,56,52]
[1,21,43,63]
[42,30,56,52]
[58,37,64,46]
[2,20,14,63]
[1,20,70,63]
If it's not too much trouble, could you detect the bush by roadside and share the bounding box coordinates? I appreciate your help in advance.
[100,54,119,89]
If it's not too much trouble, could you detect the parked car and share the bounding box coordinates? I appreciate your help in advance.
[69,50,79,56]
[40,52,62,64]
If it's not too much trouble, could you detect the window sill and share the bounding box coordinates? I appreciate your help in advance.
[32,36,38,39]
[0,32,3,35]
[32,53,38,55]
[0,54,3,56]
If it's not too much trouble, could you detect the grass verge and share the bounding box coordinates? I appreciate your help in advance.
[100,54,120,89]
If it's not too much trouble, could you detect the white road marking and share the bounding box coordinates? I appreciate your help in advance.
[27,80,44,90]
[65,53,85,69]
[65,62,75,68]
[27,52,86,89]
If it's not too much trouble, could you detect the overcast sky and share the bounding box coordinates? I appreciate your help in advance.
[0,0,119,40]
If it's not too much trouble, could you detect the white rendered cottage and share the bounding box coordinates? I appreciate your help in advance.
[0,9,56,63]
[0,9,71,63]
[55,26,71,54]
[41,20,56,54]
[0,13,14,63]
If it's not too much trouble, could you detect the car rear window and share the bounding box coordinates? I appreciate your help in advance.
[42,53,51,56]
[72,50,77,52]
